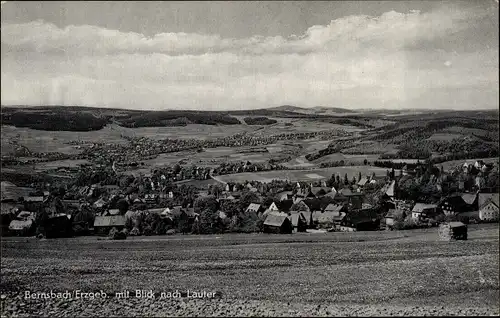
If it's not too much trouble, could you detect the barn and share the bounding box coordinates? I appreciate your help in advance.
[94,215,126,235]
[263,213,293,234]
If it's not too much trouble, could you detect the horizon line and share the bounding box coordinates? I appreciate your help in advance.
[1,104,499,112]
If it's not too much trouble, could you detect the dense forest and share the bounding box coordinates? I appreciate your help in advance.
[0,112,110,131]
[117,111,241,127]
[243,117,277,125]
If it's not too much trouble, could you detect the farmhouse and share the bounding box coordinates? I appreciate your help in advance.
[93,215,126,234]
[263,213,293,234]
[314,204,346,229]
[439,194,472,216]
[411,203,439,220]
[478,193,499,222]
[342,209,379,231]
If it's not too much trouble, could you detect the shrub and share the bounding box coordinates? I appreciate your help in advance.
[244,117,278,125]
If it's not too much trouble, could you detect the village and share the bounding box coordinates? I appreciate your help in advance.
[1,156,498,240]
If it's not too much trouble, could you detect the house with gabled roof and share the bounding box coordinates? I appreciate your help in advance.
[478,193,499,222]
[439,193,475,216]
[411,203,439,220]
[263,213,293,234]
[341,208,379,231]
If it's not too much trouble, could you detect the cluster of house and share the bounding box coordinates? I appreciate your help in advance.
[255,182,379,234]
[384,188,499,229]
[1,181,73,236]
[2,157,499,237]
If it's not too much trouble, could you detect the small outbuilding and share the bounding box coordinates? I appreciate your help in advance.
[438,222,467,241]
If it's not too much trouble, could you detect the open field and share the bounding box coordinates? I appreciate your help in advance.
[214,166,397,183]
[140,143,300,168]
[341,141,399,155]
[1,224,498,317]
[34,159,90,172]
[312,153,380,165]
[1,120,361,157]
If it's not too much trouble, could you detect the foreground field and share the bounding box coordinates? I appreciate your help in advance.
[1,225,498,317]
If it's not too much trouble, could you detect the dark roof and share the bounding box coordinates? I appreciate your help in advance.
[345,209,377,225]
[264,213,290,227]
[276,200,294,212]
[439,194,467,207]
[303,198,322,211]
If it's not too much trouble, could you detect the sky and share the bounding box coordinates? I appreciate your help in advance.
[1,1,498,111]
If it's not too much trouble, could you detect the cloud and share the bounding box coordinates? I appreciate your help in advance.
[1,4,498,110]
